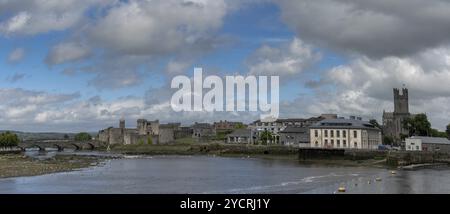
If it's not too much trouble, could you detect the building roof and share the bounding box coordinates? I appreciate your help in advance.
[227,129,252,137]
[192,123,213,128]
[279,126,308,134]
[309,118,380,130]
[409,136,450,145]
[251,116,326,124]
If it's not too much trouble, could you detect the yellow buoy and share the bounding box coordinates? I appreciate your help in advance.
[338,187,346,192]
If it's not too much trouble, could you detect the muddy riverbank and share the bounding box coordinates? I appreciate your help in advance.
[0,154,101,178]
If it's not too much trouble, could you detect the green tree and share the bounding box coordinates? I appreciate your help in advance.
[403,113,431,137]
[446,123,450,139]
[147,137,153,145]
[430,129,448,138]
[369,119,381,129]
[383,136,393,146]
[0,131,20,147]
[63,134,69,140]
[74,132,92,141]
[260,131,273,144]
[234,123,246,129]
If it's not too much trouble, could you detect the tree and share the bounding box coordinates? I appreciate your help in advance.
[403,113,431,137]
[234,123,246,129]
[447,123,450,139]
[74,132,92,141]
[383,136,393,146]
[430,128,448,138]
[369,119,381,129]
[63,134,69,140]
[260,131,273,144]
[0,131,20,147]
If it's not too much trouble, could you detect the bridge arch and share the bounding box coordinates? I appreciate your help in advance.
[53,144,64,151]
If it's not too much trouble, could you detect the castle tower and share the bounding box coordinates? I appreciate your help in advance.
[119,119,125,129]
[137,119,148,135]
[393,88,409,114]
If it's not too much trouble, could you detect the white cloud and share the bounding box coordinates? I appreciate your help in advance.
[7,47,25,63]
[247,38,320,76]
[88,0,228,56]
[0,0,110,35]
[45,42,91,65]
[293,46,450,130]
[276,0,450,57]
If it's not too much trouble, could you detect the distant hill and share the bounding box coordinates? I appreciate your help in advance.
[0,130,98,141]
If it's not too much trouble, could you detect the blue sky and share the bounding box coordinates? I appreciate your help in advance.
[1,0,450,132]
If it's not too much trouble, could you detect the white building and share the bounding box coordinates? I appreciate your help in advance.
[249,114,336,144]
[405,136,450,152]
[309,118,382,150]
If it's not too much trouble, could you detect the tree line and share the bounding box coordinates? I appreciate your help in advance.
[0,131,20,147]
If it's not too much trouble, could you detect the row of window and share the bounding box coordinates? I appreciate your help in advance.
[314,140,358,148]
[314,129,358,138]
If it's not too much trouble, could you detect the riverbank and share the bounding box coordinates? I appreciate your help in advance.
[0,154,101,178]
[110,143,389,167]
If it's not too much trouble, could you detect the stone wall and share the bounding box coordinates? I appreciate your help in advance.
[386,151,450,166]
[159,127,174,144]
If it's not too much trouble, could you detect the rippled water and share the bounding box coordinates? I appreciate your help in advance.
[0,155,449,194]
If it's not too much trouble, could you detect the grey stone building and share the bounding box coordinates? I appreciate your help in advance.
[98,119,175,145]
[279,126,310,147]
[192,122,216,139]
[383,88,414,143]
[226,129,253,144]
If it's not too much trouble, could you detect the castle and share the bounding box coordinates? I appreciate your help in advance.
[382,88,414,142]
[98,119,178,145]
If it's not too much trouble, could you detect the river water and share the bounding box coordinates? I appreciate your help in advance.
[1,154,450,194]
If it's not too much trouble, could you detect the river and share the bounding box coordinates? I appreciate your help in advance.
[0,154,449,194]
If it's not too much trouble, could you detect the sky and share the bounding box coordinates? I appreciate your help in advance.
[1,0,450,132]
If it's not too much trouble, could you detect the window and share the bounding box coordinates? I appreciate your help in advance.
[343,131,346,138]
[343,140,347,147]
[314,130,318,137]
[353,131,357,138]
[330,130,334,137]
[315,141,318,146]
[324,130,328,137]
[337,140,340,147]
[331,139,334,145]
[324,139,328,145]
[354,142,358,148]
[416,146,419,150]
[336,130,340,138]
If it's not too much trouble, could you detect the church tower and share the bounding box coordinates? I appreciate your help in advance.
[393,88,409,114]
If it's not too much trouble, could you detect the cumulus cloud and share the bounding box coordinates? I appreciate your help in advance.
[39,0,232,89]
[0,0,109,35]
[247,38,320,76]
[7,48,25,63]
[87,0,227,56]
[45,42,91,65]
[5,73,26,83]
[276,0,450,57]
[293,46,450,130]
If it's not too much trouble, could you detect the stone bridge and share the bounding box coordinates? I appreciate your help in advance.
[18,140,105,151]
